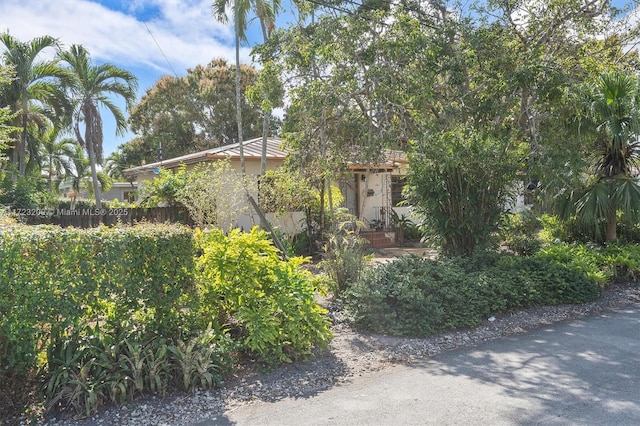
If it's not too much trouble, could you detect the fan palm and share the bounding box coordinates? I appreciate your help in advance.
[562,72,640,242]
[0,33,68,177]
[57,45,137,210]
[212,0,281,176]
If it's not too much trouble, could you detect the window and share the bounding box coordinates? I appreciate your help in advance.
[123,191,136,203]
[391,176,406,206]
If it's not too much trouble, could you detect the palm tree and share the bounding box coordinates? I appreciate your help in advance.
[105,149,135,186]
[38,126,77,193]
[562,72,640,243]
[212,0,281,176]
[38,124,75,193]
[66,145,111,209]
[57,45,137,210]
[0,33,68,178]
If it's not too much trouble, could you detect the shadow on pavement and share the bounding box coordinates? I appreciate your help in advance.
[411,305,640,424]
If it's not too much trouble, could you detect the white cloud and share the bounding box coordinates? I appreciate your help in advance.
[0,0,251,76]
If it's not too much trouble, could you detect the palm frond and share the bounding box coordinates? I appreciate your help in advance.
[574,180,613,224]
[613,176,640,220]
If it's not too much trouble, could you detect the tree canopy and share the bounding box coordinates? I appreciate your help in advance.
[122,59,263,166]
[256,0,640,254]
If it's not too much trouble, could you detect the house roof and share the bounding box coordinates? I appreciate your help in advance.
[123,136,408,176]
[348,149,407,172]
[123,137,287,176]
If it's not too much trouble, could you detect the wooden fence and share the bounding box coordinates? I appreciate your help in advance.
[23,206,194,228]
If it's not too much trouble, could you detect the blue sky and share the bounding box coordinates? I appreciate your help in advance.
[0,0,296,157]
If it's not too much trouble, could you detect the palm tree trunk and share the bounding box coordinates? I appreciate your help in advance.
[48,155,53,194]
[87,147,102,210]
[235,0,245,177]
[259,21,270,177]
[85,112,103,211]
[19,111,27,176]
[606,205,617,243]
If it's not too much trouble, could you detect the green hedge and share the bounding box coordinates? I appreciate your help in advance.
[0,223,335,419]
[343,252,602,337]
[0,223,196,377]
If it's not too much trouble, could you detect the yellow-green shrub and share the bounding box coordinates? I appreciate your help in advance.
[195,227,332,366]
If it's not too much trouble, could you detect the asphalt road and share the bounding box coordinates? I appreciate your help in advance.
[205,304,640,426]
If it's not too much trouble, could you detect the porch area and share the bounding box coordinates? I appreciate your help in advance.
[359,229,397,249]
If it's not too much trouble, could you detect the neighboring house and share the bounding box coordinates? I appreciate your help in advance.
[102,181,137,203]
[123,137,411,236]
[58,181,138,203]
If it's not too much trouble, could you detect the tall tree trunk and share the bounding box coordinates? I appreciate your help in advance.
[259,21,270,177]
[319,183,325,241]
[85,112,103,211]
[10,129,19,183]
[605,204,617,243]
[48,155,53,194]
[260,111,269,176]
[19,110,27,176]
[235,0,245,176]
[87,144,103,211]
[259,111,269,227]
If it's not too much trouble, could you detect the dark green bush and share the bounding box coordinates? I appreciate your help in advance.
[343,256,483,336]
[496,255,601,305]
[343,252,601,337]
[500,212,543,256]
[0,175,41,210]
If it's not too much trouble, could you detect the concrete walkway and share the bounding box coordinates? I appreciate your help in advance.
[207,304,640,425]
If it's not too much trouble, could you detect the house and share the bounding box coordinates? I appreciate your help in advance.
[123,137,411,240]
[58,180,137,204]
[342,149,410,230]
[123,137,288,187]
[102,181,137,203]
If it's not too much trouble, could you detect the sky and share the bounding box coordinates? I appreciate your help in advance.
[0,0,296,157]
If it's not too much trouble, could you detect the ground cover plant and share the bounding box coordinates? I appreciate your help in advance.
[340,243,638,336]
[0,222,331,420]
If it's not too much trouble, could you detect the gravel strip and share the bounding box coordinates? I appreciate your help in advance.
[41,281,640,426]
